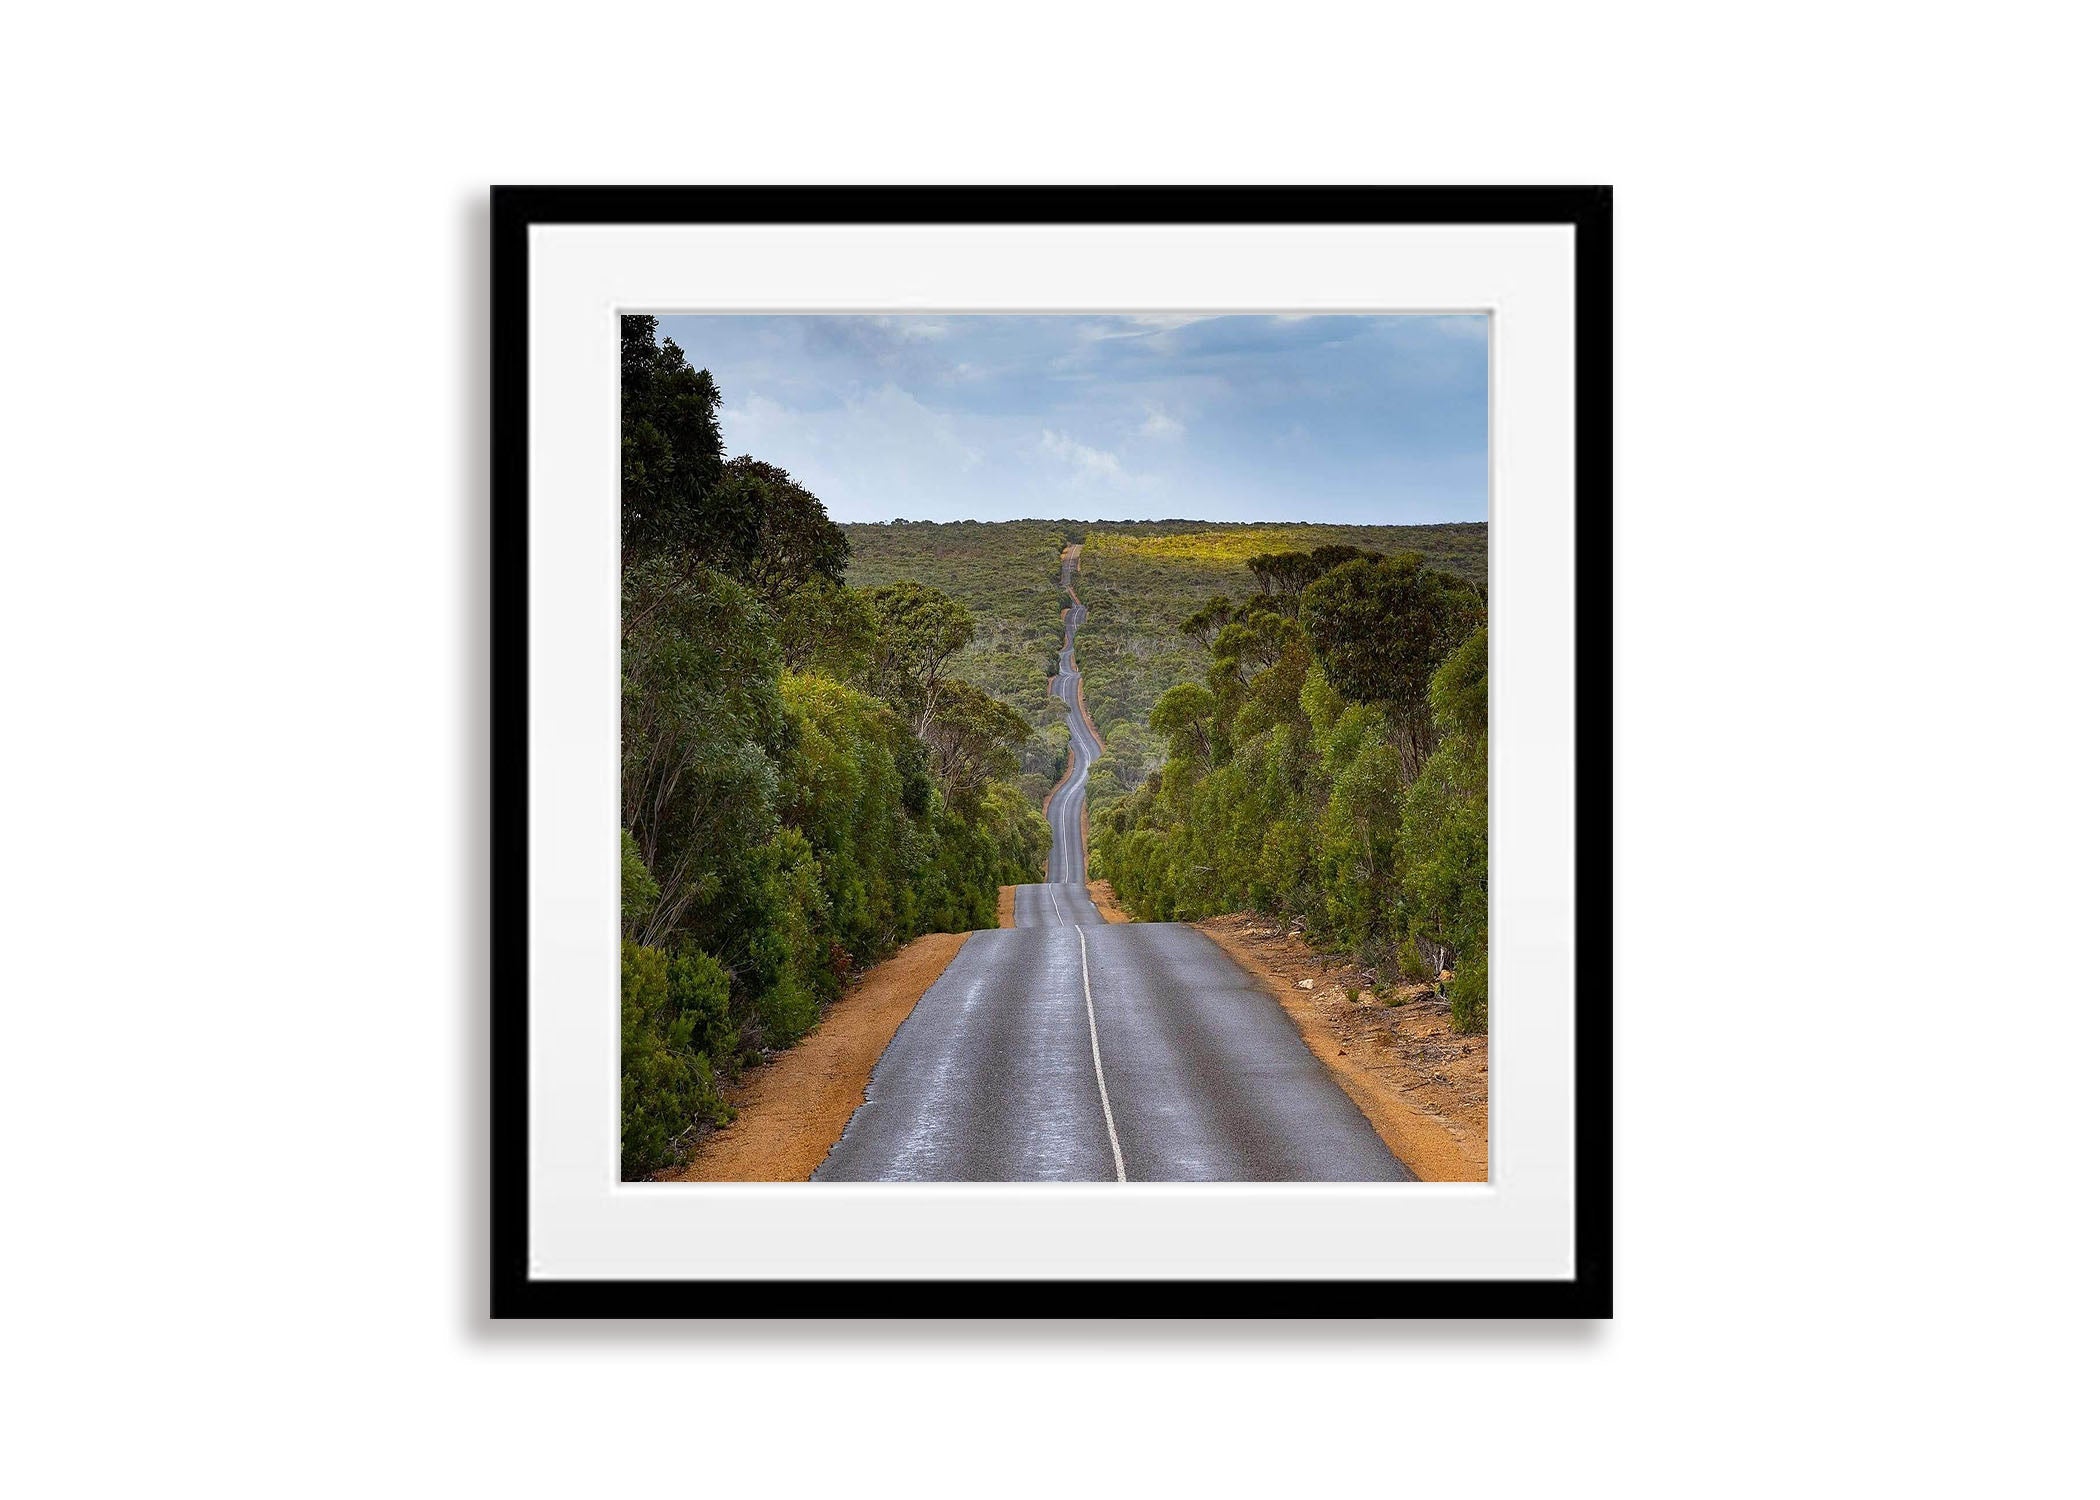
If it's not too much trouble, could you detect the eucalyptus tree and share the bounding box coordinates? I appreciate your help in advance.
[619,315,727,566]
[865,580,976,738]
[1302,554,1484,780]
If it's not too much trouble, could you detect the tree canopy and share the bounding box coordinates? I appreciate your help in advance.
[1301,554,1484,776]
[713,457,851,611]
[620,315,728,565]
[1246,551,1324,599]
[865,580,976,737]
[776,578,880,679]
[1150,682,1218,765]
[922,679,1032,807]
[1179,595,1234,652]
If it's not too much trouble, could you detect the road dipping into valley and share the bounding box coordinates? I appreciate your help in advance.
[813,546,1412,1182]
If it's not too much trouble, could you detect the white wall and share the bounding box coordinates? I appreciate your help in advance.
[3,4,2093,1494]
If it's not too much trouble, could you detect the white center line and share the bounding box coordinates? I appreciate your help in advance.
[1044,885,1124,1178]
[1075,923,1126,1183]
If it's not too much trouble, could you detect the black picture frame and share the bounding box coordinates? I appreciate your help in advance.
[491,185,1612,1318]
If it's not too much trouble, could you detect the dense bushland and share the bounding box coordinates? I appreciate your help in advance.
[842,520,1075,804]
[619,320,1049,1175]
[1089,547,1491,1032]
[1073,524,1484,788]
[843,518,1488,807]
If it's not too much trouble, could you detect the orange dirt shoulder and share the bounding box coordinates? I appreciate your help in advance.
[662,931,969,1182]
[1194,916,1487,1182]
[1086,880,1130,922]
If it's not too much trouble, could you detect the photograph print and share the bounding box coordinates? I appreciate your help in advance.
[619,309,1491,1185]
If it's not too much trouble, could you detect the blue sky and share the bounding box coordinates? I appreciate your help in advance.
[654,314,1489,525]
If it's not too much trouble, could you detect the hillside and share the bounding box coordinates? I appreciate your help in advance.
[845,519,1488,794]
[842,520,1076,801]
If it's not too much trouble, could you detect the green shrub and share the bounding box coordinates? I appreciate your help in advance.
[621,940,728,1177]
[757,975,820,1051]
[1448,955,1488,1035]
[620,830,659,937]
[667,947,735,1067]
[732,829,830,1049]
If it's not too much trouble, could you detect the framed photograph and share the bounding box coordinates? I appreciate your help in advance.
[491,186,1610,1316]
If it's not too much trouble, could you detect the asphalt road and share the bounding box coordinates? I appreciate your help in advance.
[1042,548,1095,889]
[814,547,1410,1182]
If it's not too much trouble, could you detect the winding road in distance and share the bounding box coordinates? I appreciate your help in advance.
[815,546,1411,1181]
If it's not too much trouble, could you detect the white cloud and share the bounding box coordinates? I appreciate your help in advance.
[872,316,954,341]
[1073,313,1213,343]
[1138,405,1185,441]
[1039,428,1127,481]
[719,382,985,511]
[1431,314,1492,340]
